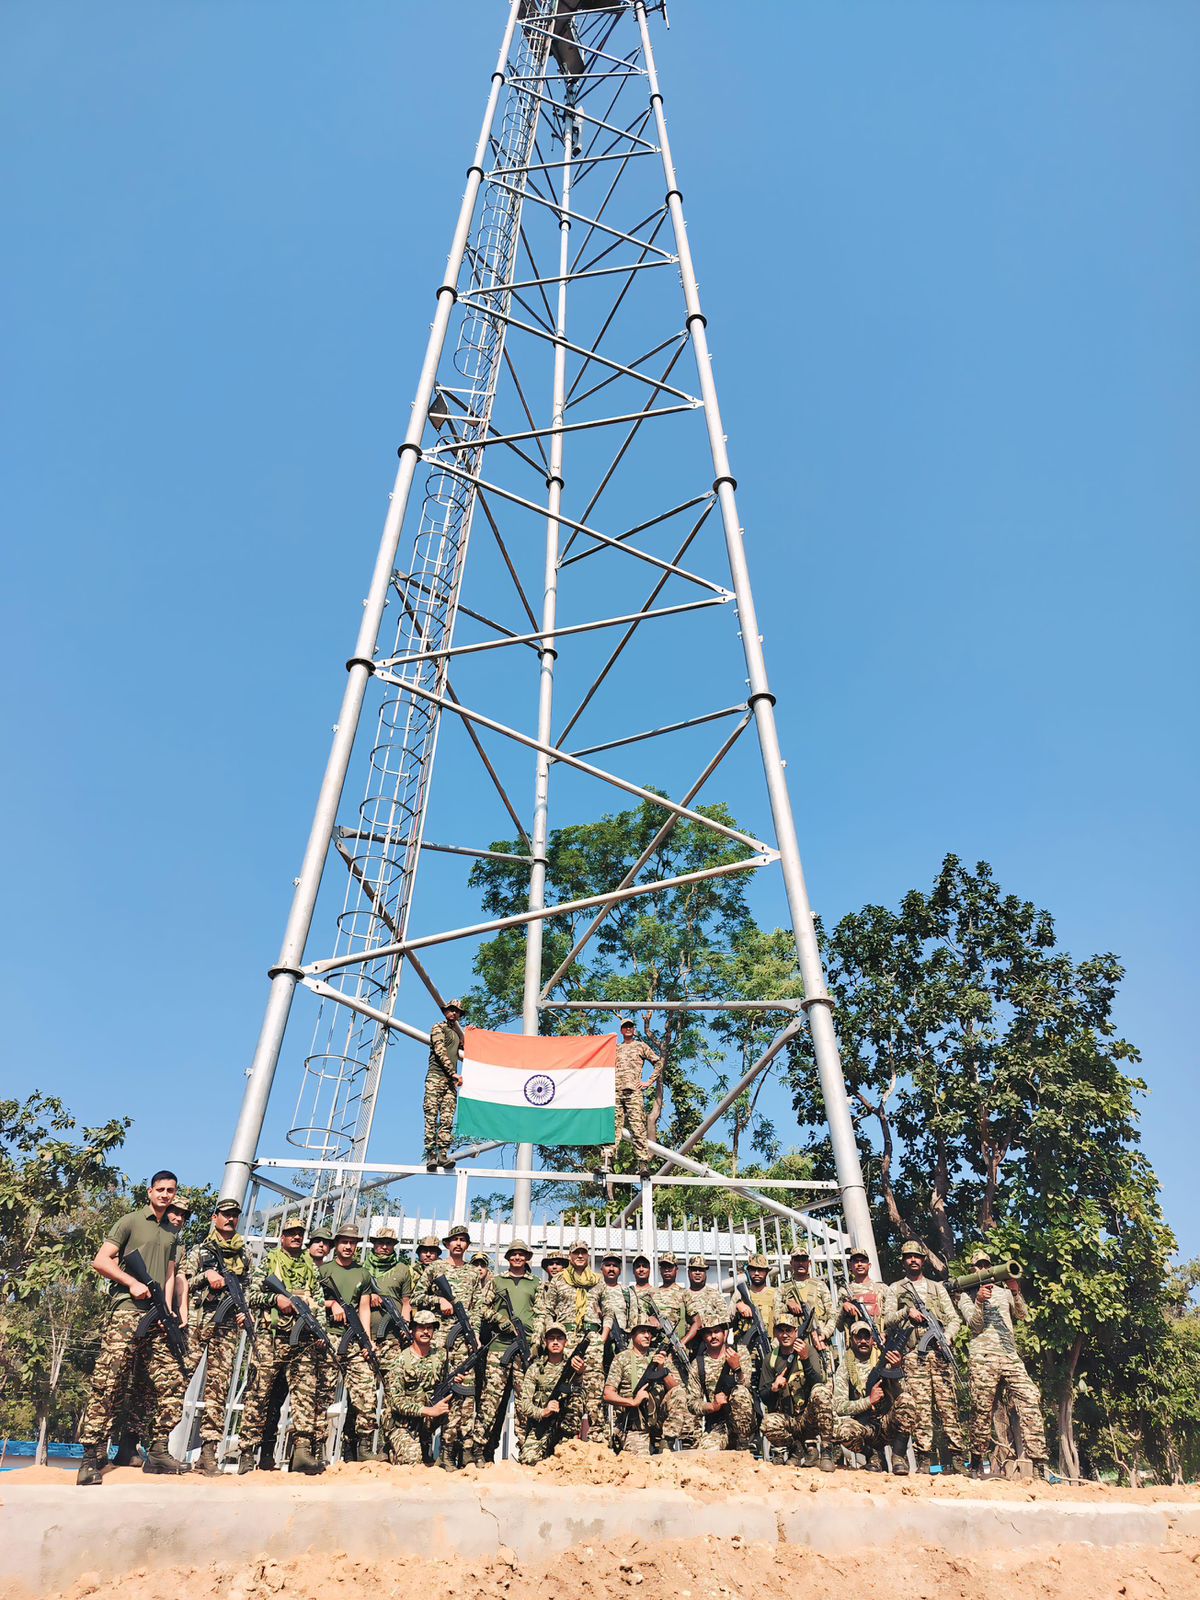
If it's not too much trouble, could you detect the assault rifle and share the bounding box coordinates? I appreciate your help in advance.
[125,1249,191,1377]
[643,1295,691,1383]
[369,1277,412,1350]
[895,1283,958,1371]
[495,1287,531,1370]
[198,1242,257,1350]
[263,1274,334,1353]
[611,1357,670,1455]
[759,1344,802,1410]
[323,1279,387,1385]
[539,1335,590,1449]
[417,1336,500,1465]
[863,1324,911,1414]
[695,1349,739,1430]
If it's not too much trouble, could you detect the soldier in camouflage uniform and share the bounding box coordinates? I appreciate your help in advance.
[835,1246,893,1337]
[382,1310,449,1465]
[759,1313,818,1465]
[730,1252,777,1395]
[77,1170,191,1485]
[955,1247,1048,1478]
[681,1255,730,1348]
[414,1223,497,1468]
[239,1217,329,1475]
[822,1319,915,1473]
[636,1252,698,1448]
[605,1319,701,1456]
[517,1323,589,1464]
[474,1240,538,1460]
[258,1224,335,1472]
[558,1241,603,1437]
[532,1247,572,1339]
[692,1322,755,1451]
[889,1239,965,1474]
[184,1198,252,1474]
[424,999,465,1170]
[407,1235,446,1341]
[320,1225,380,1461]
[365,1226,412,1389]
[775,1247,836,1368]
[600,1018,661,1178]
[587,1251,639,1444]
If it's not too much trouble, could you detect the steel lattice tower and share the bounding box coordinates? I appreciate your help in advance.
[220,0,880,1271]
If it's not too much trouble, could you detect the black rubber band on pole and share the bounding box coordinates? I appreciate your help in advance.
[346,656,376,675]
[665,188,683,205]
[713,473,737,491]
[267,964,305,982]
[746,690,777,709]
[799,994,835,1013]
[546,473,565,491]
[396,441,423,460]
[436,283,459,302]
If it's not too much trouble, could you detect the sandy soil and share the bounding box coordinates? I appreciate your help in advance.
[46,1533,1200,1600]
[8,1439,1199,1504]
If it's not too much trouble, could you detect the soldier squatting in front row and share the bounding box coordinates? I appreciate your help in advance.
[75,1182,1055,1482]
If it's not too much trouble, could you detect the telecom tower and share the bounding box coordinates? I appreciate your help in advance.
[220,0,880,1272]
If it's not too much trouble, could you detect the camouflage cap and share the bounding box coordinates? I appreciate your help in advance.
[774,1313,797,1329]
[599,1251,622,1265]
[701,1319,729,1333]
[568,1239,591,1255]
[542,1321,568,1338]
[658,1251,679,1266]
[369,1227,399,1244]
[687,1255,709,1269]
[443,1223,471,1245]
[308,1227,335,1246]
[411,1309,439,1328]
[504,1239,533,1258]
[471,1251,491,1267]
[632,1253,651,1267]
[789,1246,811,1260]
[849,1320,874,1337]
[631,1318,657,1334]
[900,1239,928,1259]
[214,1199,242,1216]
[968,1247,993,1266]
[417,1235,443,1251]
[166,1200,191,1215]
[333,1224,362,1242]
[847,1247,870,1261]
[280,1216,307,1234]
[542,1248,569,1266]
[443,998,464,1012]
[746,1253,770,1269]
[619,1017,636,1028]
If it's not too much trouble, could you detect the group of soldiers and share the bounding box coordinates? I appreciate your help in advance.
[73,1168,1051,1484]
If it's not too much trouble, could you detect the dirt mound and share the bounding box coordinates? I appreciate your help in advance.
[54,1533,1200,1600]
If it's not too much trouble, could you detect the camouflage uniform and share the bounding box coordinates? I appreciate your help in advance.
[759,1343,813,1459]
[184,1230,253,1445]
[240,1247,328,1450]
[638,1283,698,1445]
[888,1274,964,1453]
[774,1277,836,1347]
[414,1258,488,1459]
[424,1017,463,1165]
[606,1348,672,1457]
[835,1277,894,1337]
[822,1345,917,1452]
[533,1273,580,1340]
[555,1265,603,1431]
[601,1037,660,1169]
[382,1339,448,1465]
[956,1284,1047,1461]
[474,1266,537,1456]
[517,1352,586,1464]
[692,1343,754,1451]
[683,1283,729,1334]
[79,1206,188,1451]
[729,1276,777,1392]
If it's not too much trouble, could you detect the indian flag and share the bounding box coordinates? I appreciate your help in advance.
[454,1027,617,1146]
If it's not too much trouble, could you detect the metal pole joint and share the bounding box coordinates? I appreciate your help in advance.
[396,441,423,461]
[345,656,376,675]
[266,964,304,982]
[746,690,777,709]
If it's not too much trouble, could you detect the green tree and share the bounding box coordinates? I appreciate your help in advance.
[0,1095,130,1462]
[784,855,1184,1478]
[466,799,800,1205]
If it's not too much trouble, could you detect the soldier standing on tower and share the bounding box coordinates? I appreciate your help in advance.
[600,1017,660,1179]
[424,998,465,1171]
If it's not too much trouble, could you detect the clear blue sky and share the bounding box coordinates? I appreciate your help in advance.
[3,3,1196,1256]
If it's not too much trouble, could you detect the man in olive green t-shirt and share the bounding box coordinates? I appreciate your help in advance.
[320,1225,379,1461]
[77,1169,191,1485]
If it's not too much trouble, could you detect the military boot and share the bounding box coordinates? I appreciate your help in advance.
[945,1452,966,1476]
[800,1441,820,1468]
[195,1441,221,1477]
[75,1446,104,1487]
[890,1433,911,1476]
[112,1432,140,1468]
[867,1448,887,1473]
[290,1435,320,1475]
[966,1454,985,1479]
[236,1450,257,1475]
[439,1447,460,1472]
[355,1440,379,1464]
[143,1438,190,1475]
[818,1450,837,1473]
[914,1448,933,1475]
[769,1445,790,1465]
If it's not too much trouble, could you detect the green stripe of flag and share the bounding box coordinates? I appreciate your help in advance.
[454,1098,616,1146]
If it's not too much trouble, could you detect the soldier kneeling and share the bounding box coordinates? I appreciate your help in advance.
[517,1322,588,1464]
[818,1319,915,1474]
[381,1309,450,1466]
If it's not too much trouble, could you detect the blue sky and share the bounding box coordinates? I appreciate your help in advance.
[3,2,1196,1257]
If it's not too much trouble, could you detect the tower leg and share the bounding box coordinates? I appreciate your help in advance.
[634,1,880,1273]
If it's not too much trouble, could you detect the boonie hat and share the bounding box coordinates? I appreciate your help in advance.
[789,1247,811,1260]
[701,1319,728,1333]
[417,1235,442,1251]
[505,1240,533,1258]
[443,1224,471,1244]
[333,1224,362,1242]
[543,1248,569,1265]
[411,1309,439,1328]
[370,1227,399,1244]
[746,1253,770,1269]
[444,997,464,1011]
[280,1216,306,1234]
